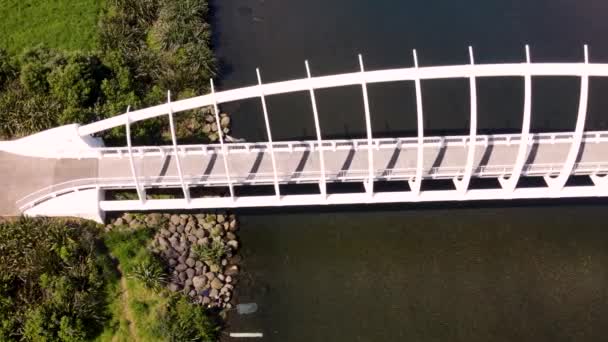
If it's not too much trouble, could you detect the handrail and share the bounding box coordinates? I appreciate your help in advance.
[18,161,608,212]
[68,130,608,159]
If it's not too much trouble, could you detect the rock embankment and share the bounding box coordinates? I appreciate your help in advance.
[107,212,240,309]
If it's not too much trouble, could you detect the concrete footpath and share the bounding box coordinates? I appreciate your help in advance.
[0,152,98,216]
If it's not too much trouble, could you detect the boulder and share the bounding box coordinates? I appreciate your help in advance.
[177,225,184,233]
[170,215,180,225]
[123,213,133,223]
[175,264,187,272]
[168,224,177,233]
[158,237,169,248]
[195,260,204,268]
[160,228,171,237]
[195,229,207,239]
[227,240,239,250]
[168,258,177,267]
[178,272,187,282]
[220,115,230,128]
[186,268,195,279]
[192,276,206,289]
[185,258,196,268]
[210,288,219,299]
[168,283,181,292]
[224,265,239,276]
[211,278,223,290]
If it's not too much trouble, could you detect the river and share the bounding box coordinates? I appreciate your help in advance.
[211,1,608,340]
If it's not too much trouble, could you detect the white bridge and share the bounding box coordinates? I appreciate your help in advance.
[3,45,608,222]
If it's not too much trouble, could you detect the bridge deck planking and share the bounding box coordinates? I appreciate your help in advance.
[95,139,604,187]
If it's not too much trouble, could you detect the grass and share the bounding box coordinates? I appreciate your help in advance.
[0,0,104,53]
[98,227,171,341]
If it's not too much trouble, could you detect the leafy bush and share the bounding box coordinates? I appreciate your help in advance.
[0,217,111,341]
[153,297,221,341]
[129,260,167,292]
[192,239,230,266]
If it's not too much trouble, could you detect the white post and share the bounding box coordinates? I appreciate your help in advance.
[499,45,533,192]
[305,60,327,197]
[454,46,478,193]
[210,79,235,200]
[410,49,424,195]
[167,91,190,203]
[256,68,281,199]
[125,106,145,204]
[545,45,590,191]
[359,54,375,196]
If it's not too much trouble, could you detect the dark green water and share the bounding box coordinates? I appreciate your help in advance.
[211,1,608,340]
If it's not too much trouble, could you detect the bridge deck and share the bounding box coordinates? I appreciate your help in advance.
[97,137,607,186]
[0,152,98,216]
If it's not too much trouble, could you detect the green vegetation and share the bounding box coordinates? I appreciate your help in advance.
[0,0,103,53]
[0,0,217,144]
[192,239,231,267]
[101,226,221,341]
[0,217,112,341]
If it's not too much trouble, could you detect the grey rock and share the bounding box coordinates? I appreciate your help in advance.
[195,260,204,268]
[217,274,225,281]
[186,268,195,279]
[187,235,198,244]
[224,265,239,276]
[170,215,180,225]
[168,224,177,233]
[175,263,187,272]
[195,229,207,239]
[114,218,124,226]
[227,240,239,250]
[178,272,187,282]
[160,228,171,237]
[178,255,186,264]
[176,225,184,233]
[168,283,181,292]
[226,276,232,283]
[226,232,237,241]
[185,258,196,268]
[209,264,220,273]
[123,213,133,223]
[202,222,214,230]
[189,290,196,297]
[202,296,211,305]
[179,218,187,226]
[204,272,216,281]
[210,278,223,290]
[221,259,228,266]
[192,276,206,289]
[180,214,189,219]
[210,288,219,299]
[158,237,169,248]
[168,258,177,267]
[229,219,238,231]
[217,214,225,223]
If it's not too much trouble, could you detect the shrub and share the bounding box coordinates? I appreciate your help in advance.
[0,217,110,341]
[153,297,221,341]
[191,239,230,266]
[128,260,167,292]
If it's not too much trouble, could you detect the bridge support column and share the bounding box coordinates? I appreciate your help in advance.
[256,68,281,199]
[359,54,375,197]
[544,45,589,192]
[305,61,327,198]
[210,79,235,200]
[453,46,477,194]
[409,49,424,195]
[499,45,532,193]
[167,91,191,203]
[125,107,146,204]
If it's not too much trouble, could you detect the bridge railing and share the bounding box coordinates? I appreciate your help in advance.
[64,130,608,160]
[17,161,608,212]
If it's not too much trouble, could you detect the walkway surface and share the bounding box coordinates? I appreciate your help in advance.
[98,139,606,185]
[0,152,97,216]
